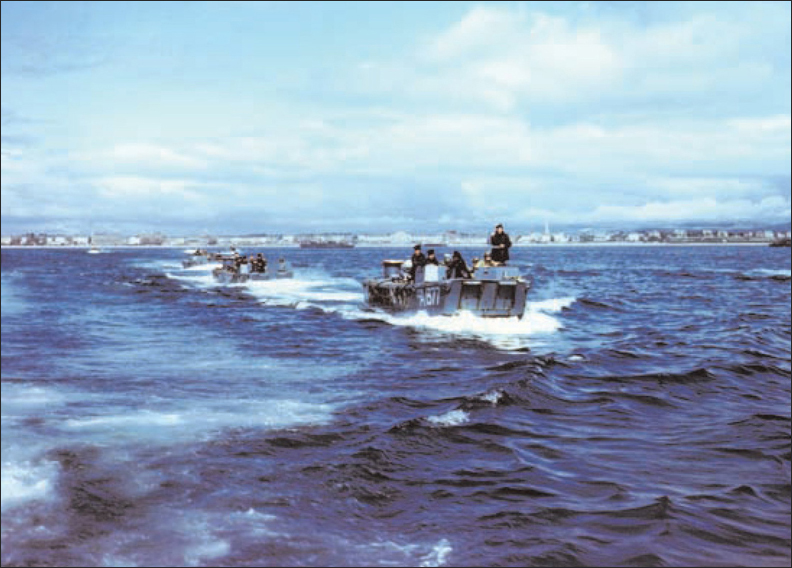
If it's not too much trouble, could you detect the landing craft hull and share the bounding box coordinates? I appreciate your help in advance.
[364,275,528,318]
[212,270,293,284]
[182,257,208,268]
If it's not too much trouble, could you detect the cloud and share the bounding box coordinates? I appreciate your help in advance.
[591,195,791,224]
[426,5,526,61]
[95,176,203,200]
[107,144,208,170]
[1,2,789,234]
[4,104,789,233]
[354,3,789,116]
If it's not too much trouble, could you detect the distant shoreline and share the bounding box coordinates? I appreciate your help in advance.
[1,242,776,250]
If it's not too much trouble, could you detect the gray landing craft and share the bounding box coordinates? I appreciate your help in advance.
[182,249,209,268]
[212,256,294,284]
[364,261,529,318]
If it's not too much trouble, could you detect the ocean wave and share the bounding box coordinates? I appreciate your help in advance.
[595,367,717,384]
[735,269,791,281]
[426,409,470,427]
[578,297,622,310]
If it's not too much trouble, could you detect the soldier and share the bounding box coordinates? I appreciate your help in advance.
[408,244,426,281]
[489,223,512,264]
[446,250,472,279]
[425,249,440,266]
[256,253,267,273]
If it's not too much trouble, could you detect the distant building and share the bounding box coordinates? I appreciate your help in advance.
[136,233,165,246]
[389,231,412,244]
[91,233,124,246]
[357,234,391,245]
[47,235,69,246]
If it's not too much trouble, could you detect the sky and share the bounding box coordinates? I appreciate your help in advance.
[1,0,790,236]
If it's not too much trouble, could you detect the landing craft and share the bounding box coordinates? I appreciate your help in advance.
[363,261,529,318]
[182,249,209,268]
[212,255,293,284]
[182,256,207,268]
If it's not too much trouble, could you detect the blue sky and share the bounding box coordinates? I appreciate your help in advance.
[1,1,790,235]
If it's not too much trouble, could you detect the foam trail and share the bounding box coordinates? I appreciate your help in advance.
[361,537,453,567]
[169,266,364,307]
[183,262,220,272]
[1,384,62,511]
[336,296,575,350]
[246,277,363,305]
[0,460,59,512]
[420,539,453,567]
[62,400,335,445]
[169,266,573,350]
[528,296,576,313]
[166,271,220,289]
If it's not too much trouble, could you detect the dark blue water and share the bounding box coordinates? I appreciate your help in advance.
[2,245,790,567]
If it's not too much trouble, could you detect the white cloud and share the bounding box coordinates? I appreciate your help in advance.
[412,10,625,110]
[591,195,791,223]
[426,6,524,62]
[108,143,207,170]
[728,115,792,136]
[357,3,788,115]
[95,175,202,200]
[532,115,791,175]
[645,177,775,198]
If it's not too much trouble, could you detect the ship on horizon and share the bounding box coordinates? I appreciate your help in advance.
[299,239,355,249]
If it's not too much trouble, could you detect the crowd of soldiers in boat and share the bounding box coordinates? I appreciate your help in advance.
[402,223,513,281]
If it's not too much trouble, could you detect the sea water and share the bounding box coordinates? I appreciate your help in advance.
[2,246,790,566]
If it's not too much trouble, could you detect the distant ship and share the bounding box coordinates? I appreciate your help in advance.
[769,237,791,247]
[299,240,355,249]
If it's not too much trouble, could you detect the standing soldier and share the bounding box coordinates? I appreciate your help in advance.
[489,223,512,264]
[408,244,426,281]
